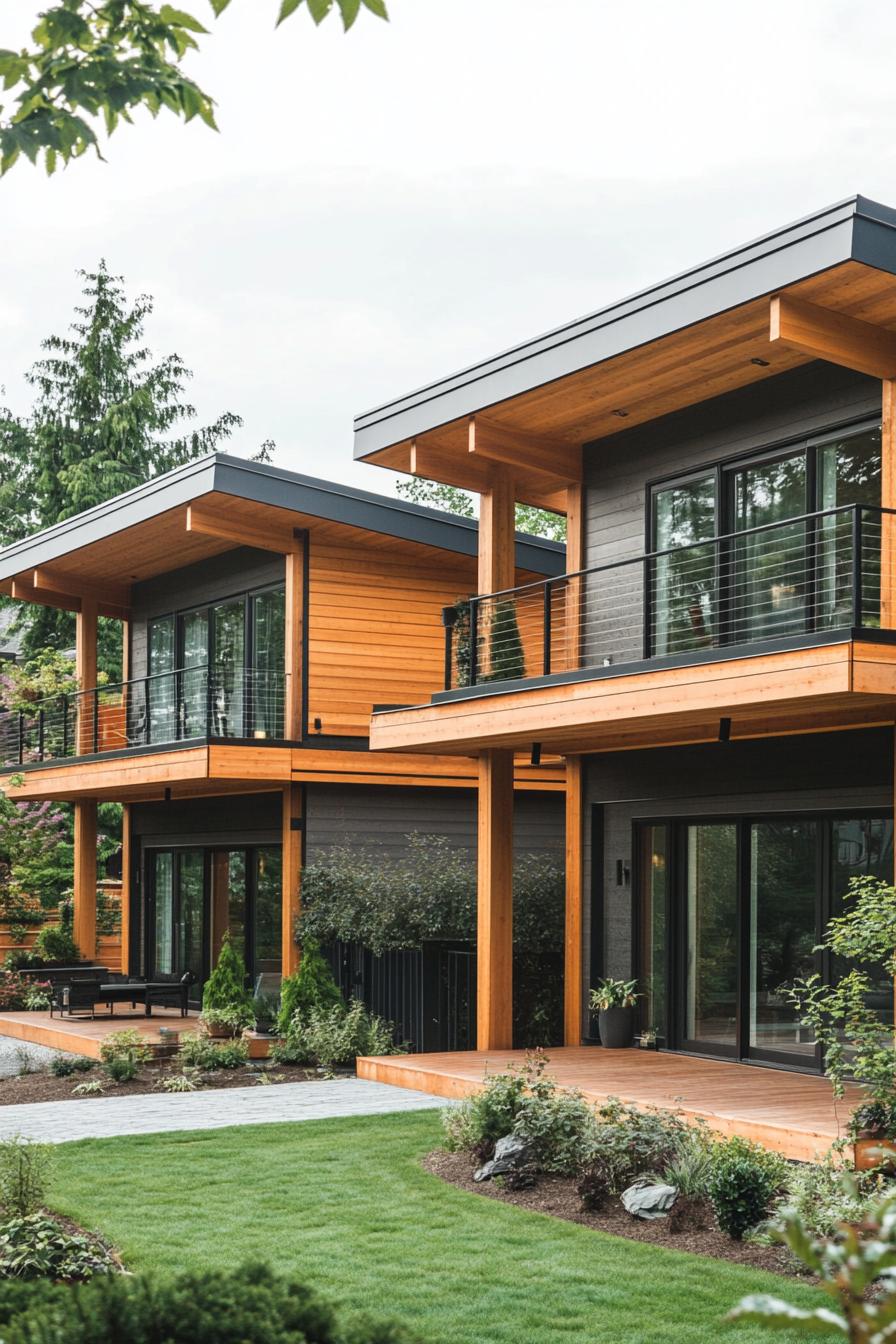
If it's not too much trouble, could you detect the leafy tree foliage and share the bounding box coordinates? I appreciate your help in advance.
[0,261,247,675]
[396,476,567,544]
[0,0,388,177]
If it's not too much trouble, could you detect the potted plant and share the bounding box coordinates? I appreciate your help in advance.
[850,1100,896,1171]
[637,1025,658,1051]
[590,978,639,1049]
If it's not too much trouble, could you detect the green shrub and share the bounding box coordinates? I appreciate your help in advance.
[22,983,52,1011]
[512,1075,598,1176]
[199,1003,253,1034]
[159,1071,202,1093]
[298,837,564,1047]
[707,1136,787,1240]
[0,1260,413,1342]
[72,1081,104,1097]
[0,970,32,1010]
[32,926,79,965]
[660,1131,715,1200]
[8,925,28,946]
[0,1214,115,1281]
[769,1153,885,1242]
[201,933,253,1022]
[576,1098,695,1209]
[179,1035,248,1071]
[49,1056,92,1079]
[441,1056,533,1159]
[0,1138,51,1217]
[98,1030,152,1085]
[277,938,342,1036]
[275,1000,400,1072]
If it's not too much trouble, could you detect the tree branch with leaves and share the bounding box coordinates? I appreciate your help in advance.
[0,0,387,176]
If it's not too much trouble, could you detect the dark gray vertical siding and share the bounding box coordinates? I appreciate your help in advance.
[304,785,564,861]
[582,727,893,1002]
[579,364,880,666]
[129,547,283,680]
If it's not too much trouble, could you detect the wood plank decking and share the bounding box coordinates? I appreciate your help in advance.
[0,1009,200,1060]
[357,1047,864,1162]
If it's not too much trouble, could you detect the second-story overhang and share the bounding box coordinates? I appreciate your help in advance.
[368,634,896,758]
[353,196,896,502]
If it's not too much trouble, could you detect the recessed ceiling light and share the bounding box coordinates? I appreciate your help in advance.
[612,409,629,418]
[751,357,770,367]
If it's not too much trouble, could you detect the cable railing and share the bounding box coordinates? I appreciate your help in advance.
[0,665,289,767]
[443,503,895,690]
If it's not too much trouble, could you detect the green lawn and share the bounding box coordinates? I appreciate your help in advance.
[51,1110,819,1344]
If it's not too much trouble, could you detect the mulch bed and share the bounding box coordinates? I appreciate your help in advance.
[424,1149,802,1277]
[0,1061,326,1106]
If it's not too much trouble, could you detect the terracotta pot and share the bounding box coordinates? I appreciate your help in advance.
[598,1006,634,1049]
[854,1135,896,1172]
[201,1020,235,1039]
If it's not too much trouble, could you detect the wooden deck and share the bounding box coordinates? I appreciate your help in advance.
[357,1047,864,1162]
[0,1009,200,1060]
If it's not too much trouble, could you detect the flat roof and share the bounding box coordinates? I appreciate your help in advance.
[0,453,564,584]
[354,194,896,458]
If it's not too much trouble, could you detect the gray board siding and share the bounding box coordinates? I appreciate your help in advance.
[129,548,283,681]
[578,363,880,669]
[353,195,896,457]
[583,727,893,999]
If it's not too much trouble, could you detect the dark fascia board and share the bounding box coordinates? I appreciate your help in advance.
[353,195,896,458]
[0,453,564,584]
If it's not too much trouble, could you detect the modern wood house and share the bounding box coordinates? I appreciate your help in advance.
[355,194,896,1080]
[0,454,565,1033]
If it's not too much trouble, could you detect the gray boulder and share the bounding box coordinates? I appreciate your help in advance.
[621,1180,678,1220]
[474,1135,534,1182]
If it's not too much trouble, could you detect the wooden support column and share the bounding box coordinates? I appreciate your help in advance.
[284,547,304,741]
[73,801,97,960]
[565,479,585,672]
[119,803,131,975]
[564,756,584,1045]
[282,784,302,978]
[478,470,516,594]
[76,597,98,755]
[477,748,514,1050]
[882,381,896,631]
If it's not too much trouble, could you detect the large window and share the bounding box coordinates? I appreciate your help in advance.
[647,423,882,655]
[637,811,893,1068]
[147,584,286,741]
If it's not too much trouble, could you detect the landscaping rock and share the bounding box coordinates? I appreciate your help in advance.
[474,1135,534,1182]
[621,1180,678,1220]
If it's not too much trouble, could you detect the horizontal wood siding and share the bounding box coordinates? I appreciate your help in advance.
[583,725,893,996]
[306,537,477,738]
[305,785,564,861]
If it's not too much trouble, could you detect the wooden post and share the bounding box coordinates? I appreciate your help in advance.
[119,803,131,975]
[72,800,97,960]
[478,470,516,594]
[565,479,585,672]
[477,748,514,1050]
[564,755,584,1045]
[284,547,304,741]
[76,597,98,755]
[282,784,302,978]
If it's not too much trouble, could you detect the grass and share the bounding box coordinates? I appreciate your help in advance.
[50,1110,821,1344]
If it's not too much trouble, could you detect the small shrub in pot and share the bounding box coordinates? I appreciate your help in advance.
[590,978,639,1049]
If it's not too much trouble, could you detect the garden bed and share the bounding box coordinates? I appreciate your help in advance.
[0,1061,332,1105]
[423,1149,802,1277]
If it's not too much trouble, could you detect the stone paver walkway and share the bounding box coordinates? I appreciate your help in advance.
[0,1079,445,1144]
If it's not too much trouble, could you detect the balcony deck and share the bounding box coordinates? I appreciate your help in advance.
[357,1046,863,1163]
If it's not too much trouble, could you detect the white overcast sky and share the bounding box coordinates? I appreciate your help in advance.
[3,0,896,494]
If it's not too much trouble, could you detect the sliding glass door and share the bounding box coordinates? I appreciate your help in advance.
[650,474,717,656]
[637,811,892,1069]
[728,451,808,643]
[148,849,207,999]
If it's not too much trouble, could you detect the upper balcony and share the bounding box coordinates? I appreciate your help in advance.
[370,503,896,755]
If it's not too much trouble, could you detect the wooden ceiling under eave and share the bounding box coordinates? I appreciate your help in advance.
[365,260,896,500]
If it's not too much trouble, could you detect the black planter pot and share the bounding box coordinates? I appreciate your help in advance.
[598,1006,634,1049]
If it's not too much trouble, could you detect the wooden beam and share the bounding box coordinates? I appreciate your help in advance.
[32,567,130,611]
[76,597,98,754]
[410,440,494,494]
[469,416,582,484]
[186,505,300,555]
[284,548,304,742]
[477,748,514,1050]
[770,293,896,379]
[73,800,97,960]
[282,784,302,978]
[10,578,79,613]
[564,756,583,1045]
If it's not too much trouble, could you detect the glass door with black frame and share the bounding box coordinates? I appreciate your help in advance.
[650,474,717,657]
[729,452,807,643]
[681,823,738,1054]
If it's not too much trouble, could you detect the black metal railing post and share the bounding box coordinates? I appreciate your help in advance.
[469,599,479,686]
[92,689,99,754]
[543,580,553,676]
[852,504,864,627]
[205,668,214,738]
[441,605,458,690]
